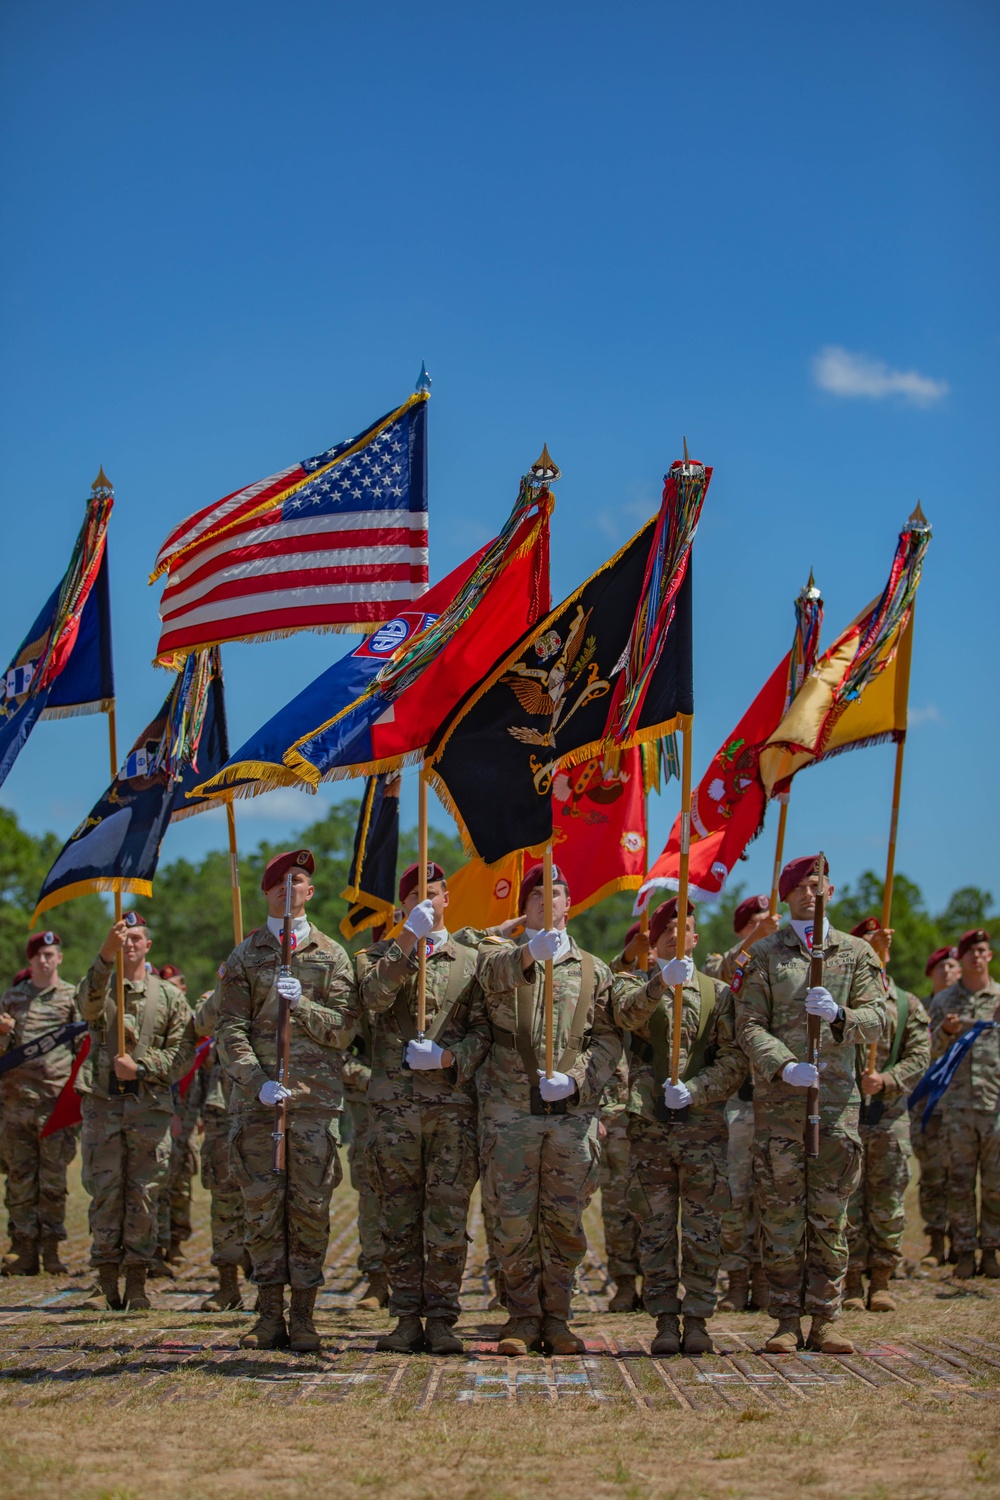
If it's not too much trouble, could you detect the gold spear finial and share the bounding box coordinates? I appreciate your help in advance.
[529,444,561,484]
[92,466,112,494]
[683,435,689,462]
[909,500,928,527]
[799,566,822,602]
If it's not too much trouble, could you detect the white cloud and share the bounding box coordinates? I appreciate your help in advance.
[812,346,949,407]
[908,704,942,727]
[223,786,318,820]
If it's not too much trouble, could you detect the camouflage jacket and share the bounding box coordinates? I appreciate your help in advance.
[76,956,193,1112]
[859,978,929,1128]
[342,1013,373,1106]
[928,979,1000,1113]
[469,934,621,1113]
[703,941,743,984]
[0,976,79,1112]
[734,923,888,1124]
[358,934,483,1108]
[216,922,361,1118]
[192,988,231,1115]
[613,967,747,1119]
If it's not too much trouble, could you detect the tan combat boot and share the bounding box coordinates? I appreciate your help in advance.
[764,1317,802,1353]
[682,1316,714,1355]
[980,1250,1000,1278]
[650,1313,681,1356]
[542,1317,585,1355]
[842,1266,867,1311]
[376,1316,425,1353]
[201,1263,243,1312]
[496,1317,541,1356]
[867,1267,897,1312]
[749,1262,769,1311]
[717,1271,749,1312]
[608,1274,641,1313]
[806,1316,854,1354]
[98,1262,123,1310]
[952,1252,977,1279]
[424,1319,463,1355]
[123,1265,152,1311]
[357,1272,390,1311]
[41,1238,69,1275]
[1,1239,39,1276]
[240,1284,289,1349]
[922,1229,947,1266]
[288,1288,322,1352]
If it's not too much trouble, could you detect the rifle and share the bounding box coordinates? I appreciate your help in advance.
[805,852,826,1159]
[271,871,293,1173]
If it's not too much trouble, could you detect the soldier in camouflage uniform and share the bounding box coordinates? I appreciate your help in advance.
[470,864,621,1357]
[0,932,80,1275]
[735,856,888,1355]
[152,963,197,1275]
[76,912,194,1311]
[602,921,643,1312]
[614,898,747,1355]
[358,860,485,1355]
[843,919,930,1311]
[217,849,361,1352]
[704,895,778,1314]
[910,944,960,1264]
[928,929,1000,1280]
[192,987,248,1311]
[342,1016,388,1311]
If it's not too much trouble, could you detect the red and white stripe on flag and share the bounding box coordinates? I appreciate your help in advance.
[150,393,429,667]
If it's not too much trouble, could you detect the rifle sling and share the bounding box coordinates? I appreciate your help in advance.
[391,946,476,1045]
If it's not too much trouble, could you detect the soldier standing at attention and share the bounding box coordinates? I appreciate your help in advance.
[358,861,484,1355]
[911,944,961,1265]
[928,929,1000,1280]
[613,898,746,1355]
[471,864,621,1357]
[843,918,929,1312]
[735,856,887,1355]
[76,913,193,1310]
[0,932,80,1276]
[216,849,361,1352]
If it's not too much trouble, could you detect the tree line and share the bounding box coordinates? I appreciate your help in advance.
[0,802,995,1000]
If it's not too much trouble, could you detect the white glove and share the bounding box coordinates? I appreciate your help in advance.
[406,1038,446,1070]
[804,986,839,1022]
[528,929,562,963]
[662,1079,692,1110]
[657,955,695,986]
[537,1069,576,1102]
[259,1079,292,1105]
[781,1061,819,1089]
[403,900,436,940]
[276,974,302,1009]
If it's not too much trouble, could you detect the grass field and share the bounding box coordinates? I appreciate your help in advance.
[1,1160,998,1500]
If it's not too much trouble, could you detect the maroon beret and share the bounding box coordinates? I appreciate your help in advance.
[26,930,61,960]
[518,862,569,914]
[261,848,315,893]
[778,854,829,903]
[649,897,694,947]
[399,861,446,903]
[13,967,31,984]
[122,911,148,929]
[925,945,958,977]
[733,894,769,935]
[850,917,881,940]
[622,920,641,949]
[957,928,991,960]
[158,964,183,981]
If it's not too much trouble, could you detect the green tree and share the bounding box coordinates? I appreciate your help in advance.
[829,871,941,995]
[0,806,109,987]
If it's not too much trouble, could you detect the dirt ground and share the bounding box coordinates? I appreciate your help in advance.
[1,1162,998,1500]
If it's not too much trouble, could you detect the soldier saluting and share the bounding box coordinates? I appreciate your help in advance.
[216,849,361,1353]
[734,855,887,1355]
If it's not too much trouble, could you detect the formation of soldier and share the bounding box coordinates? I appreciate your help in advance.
[0,850,998,1362]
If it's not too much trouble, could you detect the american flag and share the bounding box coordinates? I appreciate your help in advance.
[150,392,429,667]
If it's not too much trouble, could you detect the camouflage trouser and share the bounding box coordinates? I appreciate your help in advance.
[753,1114,862,1322]
[477,1093,500,1281]
[0,1112,77,1243]
[481,1101,600,1321]
[720,1095,759,1274]
[369,1100,477,1320]
[599,1111,639,1280]
[910,1108,949,1235]
[200,1112,244,1267]
[81,1096,172,1267]
[344,1100,385,1278]
[626,1111,730,1318]
[847,1119,911,1272]
[229,1110,341,1287]
[945,1108,1000,1253]
[157,1133,198,1251]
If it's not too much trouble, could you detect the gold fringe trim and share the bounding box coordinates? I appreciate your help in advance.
[32,876,154,926]
[38,697,115,723]
[189,759,318,801]
[153,619,387,672]
[150,392,429,584]
[338,891,396,942]
[555,713,692,778]
[569,873,643,919]
[169,794,230,823]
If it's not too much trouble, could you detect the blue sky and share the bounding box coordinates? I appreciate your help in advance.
[1,1,996,919]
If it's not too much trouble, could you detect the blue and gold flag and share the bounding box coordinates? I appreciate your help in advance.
[339,773,401,940]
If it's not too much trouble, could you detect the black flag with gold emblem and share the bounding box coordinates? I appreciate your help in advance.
[339,773,401,940]
[428,521,693,864]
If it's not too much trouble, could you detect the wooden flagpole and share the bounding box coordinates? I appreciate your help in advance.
[768,795,790,916]
[105,702,126,1059]
[416,765,429,1039]
[543,842,555,1078]
[636,778,651,970]
[225,801,244,946]
[670,717,693,1088]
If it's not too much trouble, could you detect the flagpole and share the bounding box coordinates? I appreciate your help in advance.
[768,793,790,916]
[637,779,651,970]
[226,801,244,946]
[670,717,693,1088]
[416,764,429,1040]
[543,841,554,1078]
[106,703,126,1059]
